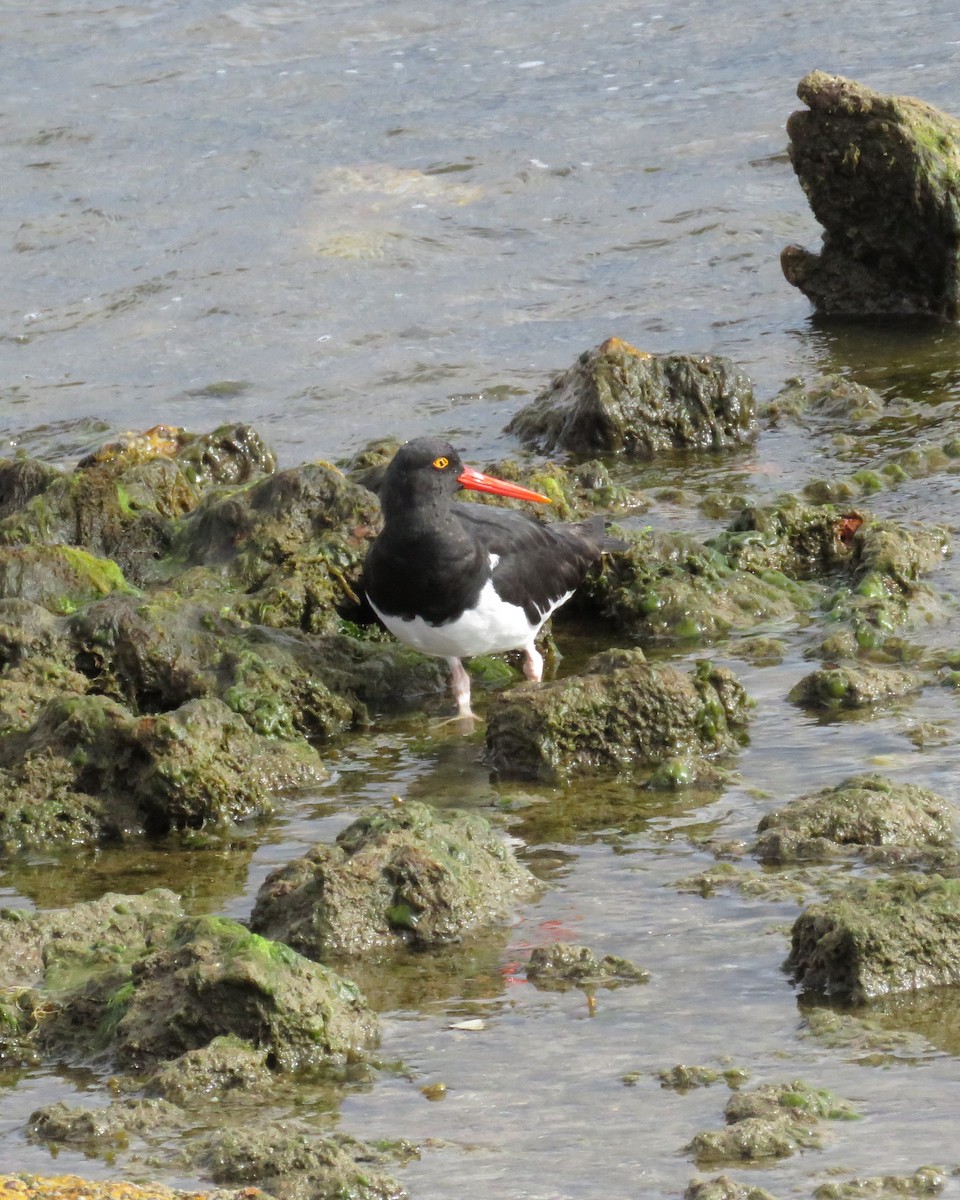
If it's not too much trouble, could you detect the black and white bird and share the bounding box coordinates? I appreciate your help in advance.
[363,437,621,719]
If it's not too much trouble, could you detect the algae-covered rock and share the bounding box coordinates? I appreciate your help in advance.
[813,1166,947,1198]
[789,664,921,711]
[0,545,135,614]
[505,337,757,457]
[173,460,379,631]
[525,942,649,990]
[188,1120,409,1200]
[112,915,378,1071]
[0,890,184,1062]
[485,650,750,782]
[782,71,960,319]
[787,876,960,1002]
[685,1177,779,1200]
[28,1098,182,1152]
[130,697,326,828]
[715,501,860,578]
[71,594,361,739]
[250,801,534,958]
[686,1080,857,1164]
[754,775,954,864]
[765,375,885,425]
[585,527,810,642]
[0,894,375,1084]
[145,1035,273,1104]
[0,693,326,852]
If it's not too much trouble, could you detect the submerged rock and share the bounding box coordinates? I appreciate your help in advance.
[250,801,534,958]
[782,71,960,319]
[28,1098,182,1153]
[485,649,750,782]
[525,942,649,990]
[787,876,960,1002]
[765,375,885,425]
[187,1120,411,1200]
[813,1166,947,1198]
[686,1080,857,1164]
[754,775,955,864]
[788,663,921,711]
[685,1177,779,1200]
[505,337,757,456]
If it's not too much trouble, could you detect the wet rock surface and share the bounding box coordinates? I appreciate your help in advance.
[788,876,960,1002]
[0,891,378,1072]
[524,942,649,990]
[251,801,535,958]
[485,649,751,782]
[788,664,921,711]
[684,1178,779,1200]
[782,71,960,319]
[505,338,758,457]
[186,1120,414,1200]
[686,1080,858,1165]
[754,775,955,865]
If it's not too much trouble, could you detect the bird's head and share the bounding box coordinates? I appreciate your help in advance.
[379,437,549,519]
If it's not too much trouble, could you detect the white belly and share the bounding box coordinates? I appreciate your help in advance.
[368,579,571,659]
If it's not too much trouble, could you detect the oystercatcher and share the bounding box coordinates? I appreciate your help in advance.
[364,437,621,719]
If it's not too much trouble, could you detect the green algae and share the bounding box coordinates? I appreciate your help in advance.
[788,875,960,1002]
[485,649,750,782]
[251,800,535,959]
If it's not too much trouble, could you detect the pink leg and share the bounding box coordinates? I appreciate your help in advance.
[446,657,476,719]
[522,644,543,683]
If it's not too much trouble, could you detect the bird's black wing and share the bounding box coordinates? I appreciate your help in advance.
[453,504,607,623]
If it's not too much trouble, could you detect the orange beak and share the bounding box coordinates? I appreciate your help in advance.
[457,465,550,503]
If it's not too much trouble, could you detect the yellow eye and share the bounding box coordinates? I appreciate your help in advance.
[432,456,449,470]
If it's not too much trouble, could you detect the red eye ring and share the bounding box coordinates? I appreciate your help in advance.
[432,456,449,469]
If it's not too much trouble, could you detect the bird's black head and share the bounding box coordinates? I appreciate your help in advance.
[378,437,465,523]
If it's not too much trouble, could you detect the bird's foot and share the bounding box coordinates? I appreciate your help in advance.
[432,710,483,733]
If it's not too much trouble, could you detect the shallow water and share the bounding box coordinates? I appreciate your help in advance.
[4,0,960,1196]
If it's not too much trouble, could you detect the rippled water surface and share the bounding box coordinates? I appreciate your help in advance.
[3,0,960,1196]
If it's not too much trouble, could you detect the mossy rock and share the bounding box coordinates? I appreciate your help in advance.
[782,71,960,319]
[0,692,326,853]
[0,545,135,615]
[755,775,954,864]
[112,915,379,1072]
[506,338,757,457]
[187,1120,408,1200]
[250,800,535,958]
[585,527,812,643]
[485,650,751,782]
[787,875,960,1002]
